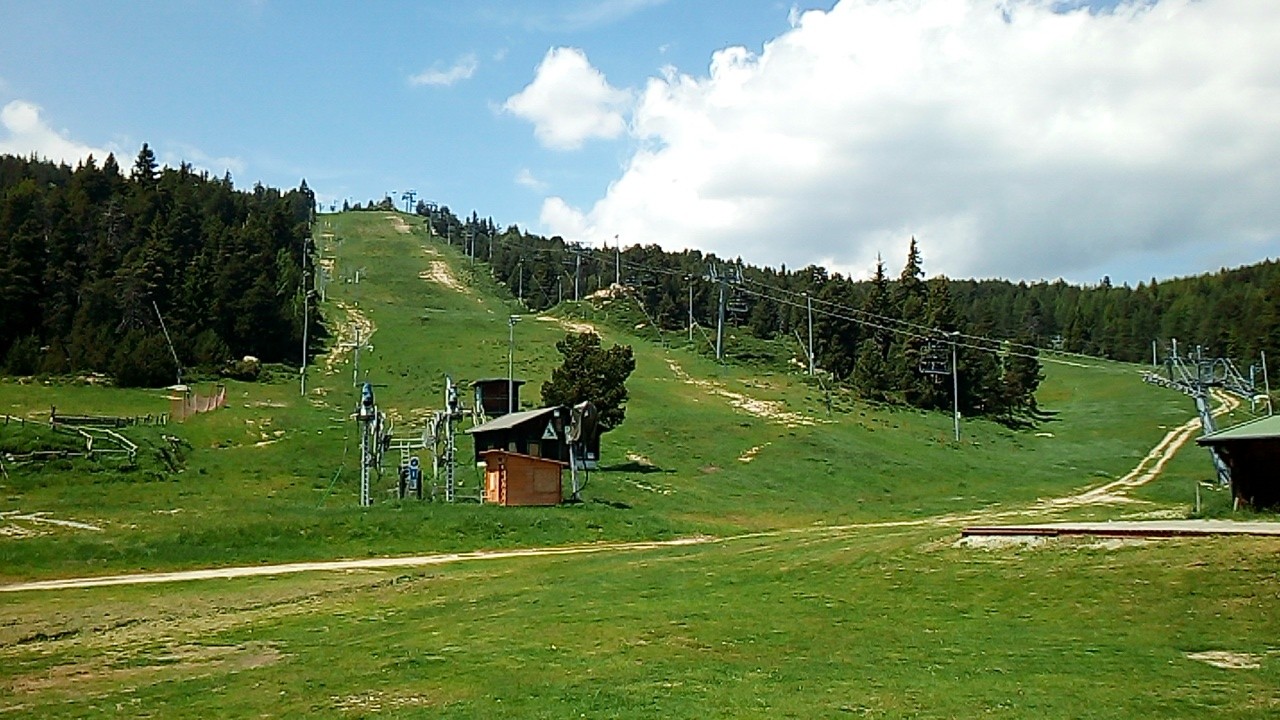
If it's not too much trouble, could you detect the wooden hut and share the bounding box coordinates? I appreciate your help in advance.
[466,406,600,468]
[467,406,564,462]
[1197,415,1280,508]
[480,450,565,506]
[472,378,525,419]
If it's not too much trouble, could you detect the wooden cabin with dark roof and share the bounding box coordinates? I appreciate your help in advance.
[1197,415,1280,508]
[465,405,600,468]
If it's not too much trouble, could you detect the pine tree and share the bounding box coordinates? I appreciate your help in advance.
[853,255,893,401]
[890,237,930,403]
[131,143,158,185]
[541,332,636,433]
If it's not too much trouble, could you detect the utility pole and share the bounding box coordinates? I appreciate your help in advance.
[950,332,961,442]
[300,270,310,397]
[713,265,727,362]
[400,189,416,214]
[574,251,581,301]
[687,276,694,342]
[805,292,815,375]
[508,315,521,414]
[340,325,367,387]
[614,235,621,286]
[152,300,182,387]
[1264,350,1273,415]
[517,260,524,304]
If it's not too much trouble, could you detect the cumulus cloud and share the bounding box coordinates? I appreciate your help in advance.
[160,143,246,177]
[0,100,115,166]
[515,167,549,192]
[410,54,479,87]
[537,0,1280,282]
[504,47,631,150]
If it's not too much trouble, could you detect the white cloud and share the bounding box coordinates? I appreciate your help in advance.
[160,143,246,178]
[0,100,115,166]
[504,47,631,150]
[503,0,668,32]
[560,0,668,30]
[515,167,549,193]
[539,0,1280,282]
[409,54,479,87]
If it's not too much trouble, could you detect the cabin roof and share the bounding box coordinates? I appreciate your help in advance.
[465,406,557,434]
[1198,415,1280,445]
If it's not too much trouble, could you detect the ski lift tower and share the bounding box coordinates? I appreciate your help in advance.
[356,381,387,507]
[427,375,465,502]
[920,333,961,442]
[1142,339,1262,487]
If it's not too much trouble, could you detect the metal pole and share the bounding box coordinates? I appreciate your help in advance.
[508,315,520,414]
[1264,350,1273,415]
[806,292,814,375]
[1152,339,1157,367]
[151,300,182,386]
[615,237,620,286]
[716,274,726,362]
[574,252,581,301]
[352,326,361,387]
[360,417,370,507]
[688,279,694,342]
[951,334,960,442]
[301,277,309,397]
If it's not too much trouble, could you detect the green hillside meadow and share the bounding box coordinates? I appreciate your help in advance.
[1,212,1276,718]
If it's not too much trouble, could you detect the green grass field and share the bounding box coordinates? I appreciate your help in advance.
[2,211,1275,717]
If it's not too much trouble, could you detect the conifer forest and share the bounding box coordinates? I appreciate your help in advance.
[2,150,1278,422]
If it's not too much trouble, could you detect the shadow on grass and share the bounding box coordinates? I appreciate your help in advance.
[600,461,672,474]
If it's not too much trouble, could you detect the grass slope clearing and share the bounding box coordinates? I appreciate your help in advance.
[1,211,1276,717]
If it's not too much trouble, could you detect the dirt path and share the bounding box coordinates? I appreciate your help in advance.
[384,214,412,234]
[418,261,467,293]
[536,315,597,334]
[321,302,375,375]
[665,359,826,429]
[0,538,713,593]
[1041,388,1239,509]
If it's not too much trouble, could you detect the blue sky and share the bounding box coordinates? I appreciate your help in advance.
[2,0,1278,286]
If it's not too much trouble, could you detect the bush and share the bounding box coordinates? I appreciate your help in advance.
[111,331,177,387]
[221,356,262,381]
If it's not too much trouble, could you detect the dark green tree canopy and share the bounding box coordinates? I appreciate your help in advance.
[541,332,636,433]
[0,149,317,387]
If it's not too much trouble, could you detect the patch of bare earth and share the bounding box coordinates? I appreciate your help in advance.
[1186,651,1262,670]
[8,642,283,695]
[418,261,467,293]
[384,214,412,234]
[537,315,597,334]
[322,301,375,375]
[332,691,436,713]
[1,511,102,538]
[666,359,826,429]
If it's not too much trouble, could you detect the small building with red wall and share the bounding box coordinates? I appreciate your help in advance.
[480,450,565,506]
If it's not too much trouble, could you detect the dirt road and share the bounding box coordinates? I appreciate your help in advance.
[0,537,712,593]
